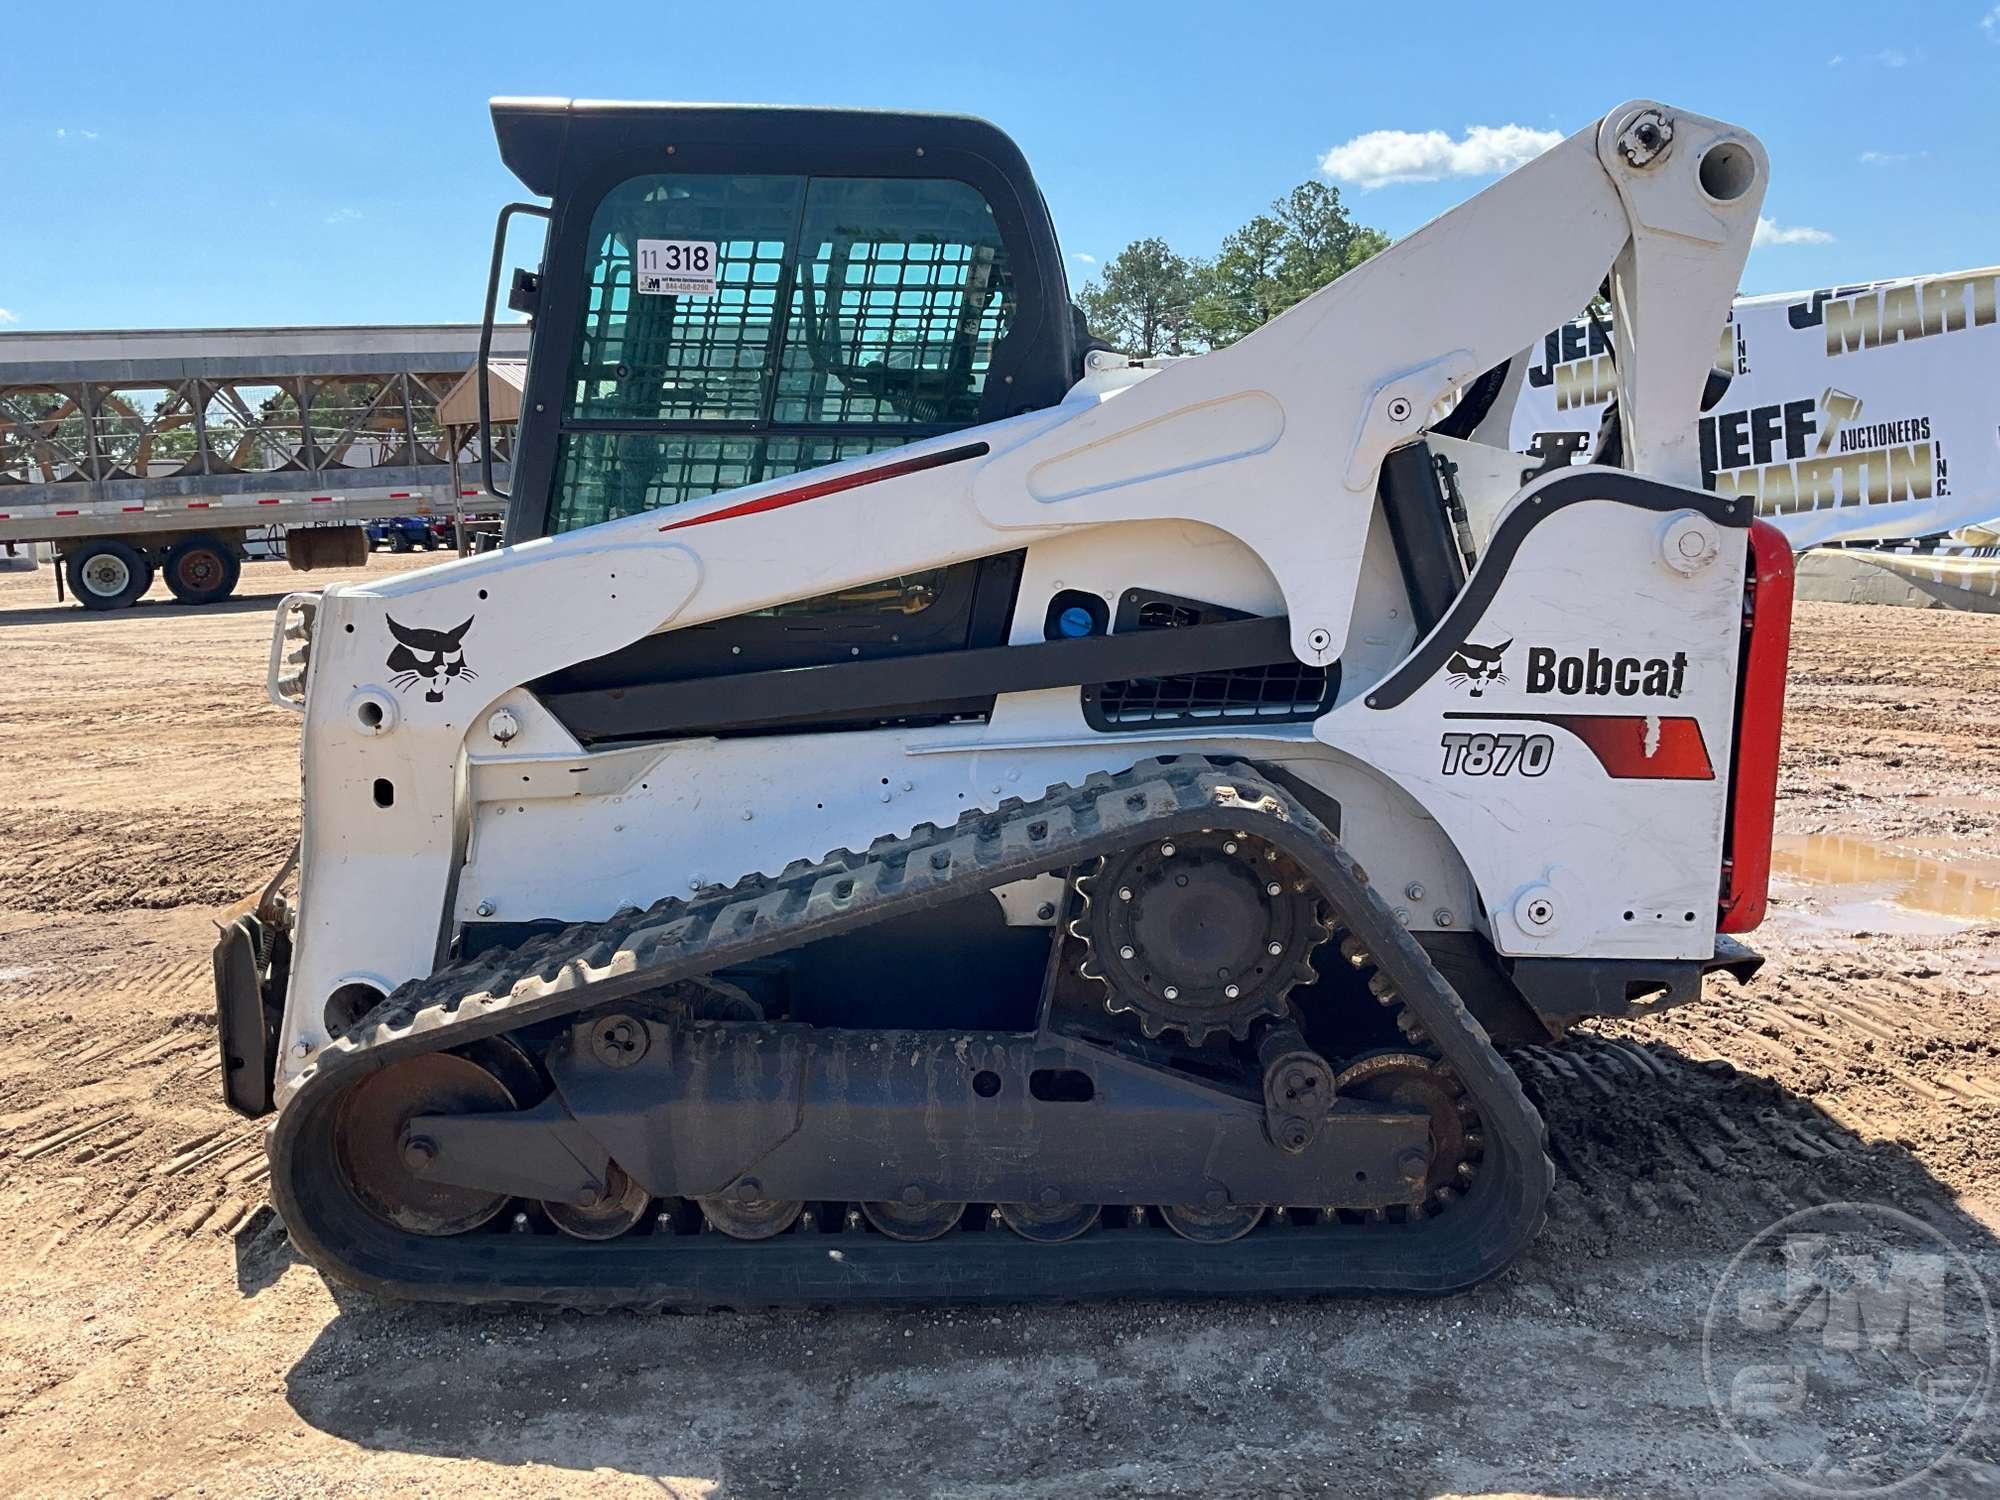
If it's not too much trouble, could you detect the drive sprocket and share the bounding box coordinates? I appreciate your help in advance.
[1071,829,1327,1044]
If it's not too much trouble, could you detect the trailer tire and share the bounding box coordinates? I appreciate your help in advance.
[163,534,242,606]
[64,538,154,610]
[389,530,413,553]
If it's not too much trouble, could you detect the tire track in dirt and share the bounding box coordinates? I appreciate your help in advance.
[0,807,293,914]
[0,956,261,1269]
[1514,1030,1969,1265]
[1536,917,2000,1260]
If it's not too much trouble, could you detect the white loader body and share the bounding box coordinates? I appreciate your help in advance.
[270,102,1769,1083]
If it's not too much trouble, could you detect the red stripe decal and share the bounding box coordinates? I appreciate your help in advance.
[1445,711,1715,780]
[188,501,210,509]
[658,442,990,532]
[123,505,144,512]
[390,492,412,499]
[258,497,280,505]
[1547,713,1714,780]
[311,495,333,502]
[56,509,78,516]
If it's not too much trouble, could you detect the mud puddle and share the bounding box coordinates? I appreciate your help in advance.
[1769,832,2000,933]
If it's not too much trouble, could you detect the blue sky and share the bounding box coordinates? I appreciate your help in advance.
[2,1,1995,331]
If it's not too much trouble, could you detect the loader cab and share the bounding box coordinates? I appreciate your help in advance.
[490,98,1083,544]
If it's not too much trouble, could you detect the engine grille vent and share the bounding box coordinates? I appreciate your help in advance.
[1082,591,1337,732]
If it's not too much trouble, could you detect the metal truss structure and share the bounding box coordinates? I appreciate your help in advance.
[0,324,531,514]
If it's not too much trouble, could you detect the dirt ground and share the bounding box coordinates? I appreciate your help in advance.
[2,555,1997,1498]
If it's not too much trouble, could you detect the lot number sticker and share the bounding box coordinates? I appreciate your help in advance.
[635,240,718,296]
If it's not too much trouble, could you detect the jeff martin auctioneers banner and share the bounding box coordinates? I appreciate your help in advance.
[1510,266,2000,548]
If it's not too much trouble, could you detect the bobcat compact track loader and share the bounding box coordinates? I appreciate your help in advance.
[214,97,1794,1306]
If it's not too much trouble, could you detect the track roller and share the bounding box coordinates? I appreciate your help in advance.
[698,1194,805,1239]
[997,1201,1099,1243]
[861,1198,967,1241]
[1159,1202,1265,1243]
[544,1160,652,1240]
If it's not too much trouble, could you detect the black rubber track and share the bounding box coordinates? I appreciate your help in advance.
[269,756,1553,1308]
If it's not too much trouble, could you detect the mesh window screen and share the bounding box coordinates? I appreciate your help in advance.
[551,173,1015,534]
[776,178,1013,427]
[568,175,804,427]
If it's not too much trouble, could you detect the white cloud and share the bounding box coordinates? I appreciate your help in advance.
[1071,252,1096,265]
[53,127,99,141]
[1827,53,1845,66]
[1984,6,1999,39]
[323,207,364,225]
[1320,122,1563,188]
[1874,47,1911,66]
[1858,149,1925,165]
[0,307,18,324]
[1753,215,1834,249]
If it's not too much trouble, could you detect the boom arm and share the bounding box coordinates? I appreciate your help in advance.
[972,102,1765,666]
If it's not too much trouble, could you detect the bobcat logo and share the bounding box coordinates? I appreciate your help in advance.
[386,616,476,703]
[1445,638,1511,697]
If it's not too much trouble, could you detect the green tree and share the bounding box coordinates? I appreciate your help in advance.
[1087,182,1390,354]
[1187,213,1288,349]
[1075,237,1202,358]
[1268,181,1388,311]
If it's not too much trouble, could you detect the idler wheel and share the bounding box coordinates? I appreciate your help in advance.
[333,1053,520,1237]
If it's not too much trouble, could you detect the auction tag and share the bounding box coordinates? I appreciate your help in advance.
[634,239,718,296]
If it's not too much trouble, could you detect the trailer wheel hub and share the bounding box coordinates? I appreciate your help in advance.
[174,548,222,591]
[81,554,132,596]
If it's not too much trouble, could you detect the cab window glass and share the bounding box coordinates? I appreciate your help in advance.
[776,178,1012,426]
[551,174,1015,535]
[566,175,803,426]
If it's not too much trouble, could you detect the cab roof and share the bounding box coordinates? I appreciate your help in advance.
[490,97,1031,199]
